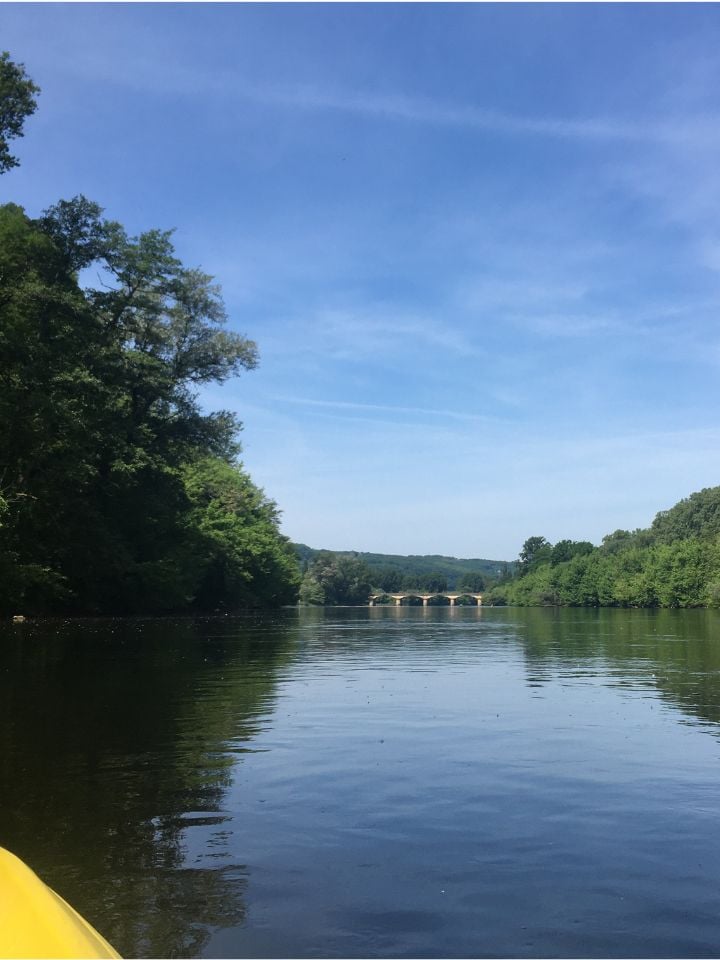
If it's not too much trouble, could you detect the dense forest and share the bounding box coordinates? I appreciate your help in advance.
[294,543,511,603]
[486,486,720,608]
[0,53,300,615]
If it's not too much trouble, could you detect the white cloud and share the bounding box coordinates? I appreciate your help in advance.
[246,83,720,150]
[269,395,504,425]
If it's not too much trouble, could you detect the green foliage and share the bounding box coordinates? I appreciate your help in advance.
[183,458,300,609]
[519,536,553,574]
[0,200,297,614]
[0,67,294,614]
[0,52,39,174]
[458,571,486,592]
[497,491,720,609]
[550,539,594,565]
[294,544,512,589]
[299,552,372,605]
[650,487,720,544]
[297,552,491,604]
[372,566,404,592]
[400,571,448,592]
[298,575,326,605]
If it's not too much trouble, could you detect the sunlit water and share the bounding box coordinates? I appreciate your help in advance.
[2,607,720,958]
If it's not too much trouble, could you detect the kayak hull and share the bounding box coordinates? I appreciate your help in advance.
[0,848,120,959]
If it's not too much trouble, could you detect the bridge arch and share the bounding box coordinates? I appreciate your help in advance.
[369,592,483,607]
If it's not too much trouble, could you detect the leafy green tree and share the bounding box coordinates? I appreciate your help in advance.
[550,539,594,565]
[501,522,720,610]
[650,487,720,544]
[401,573,422,591]
[372,566,403,592]
[425,571,449,592]
[303,552,372,605]
[0,199,298,613]
[519,536,553,574]
[600,528,654,554]
[458,571,485,592]
[0,53,292,614]
[600,529,634,554]
[0,202,104,609]
[0,52,39,174]
[183,458,300,609]
[299,573,326,605]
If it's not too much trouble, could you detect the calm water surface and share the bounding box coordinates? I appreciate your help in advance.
[2,607,720,958]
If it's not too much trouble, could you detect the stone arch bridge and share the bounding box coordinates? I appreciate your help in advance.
[369,592,483,607]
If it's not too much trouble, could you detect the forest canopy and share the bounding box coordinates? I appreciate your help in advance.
[0,198,300,614]
[486,486,720,609]
[0,53,300,613]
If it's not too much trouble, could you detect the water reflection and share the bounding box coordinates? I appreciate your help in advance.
[0,615,301,957]
[2,608,720,958]
[513,607,720,729]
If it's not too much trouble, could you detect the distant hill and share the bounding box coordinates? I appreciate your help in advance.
[293,544,514,588]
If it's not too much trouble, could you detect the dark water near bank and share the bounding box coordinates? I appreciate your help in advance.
[2,607,720,958]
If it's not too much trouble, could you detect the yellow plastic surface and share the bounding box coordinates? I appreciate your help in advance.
[0,848,121,959]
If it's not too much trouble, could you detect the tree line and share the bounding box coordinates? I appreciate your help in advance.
[487,486,720,608]
[0,52,300,614]
[298,551,495,605]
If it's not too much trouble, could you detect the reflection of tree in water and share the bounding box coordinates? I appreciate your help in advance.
[0,615,300,958]
[515,607,720,729]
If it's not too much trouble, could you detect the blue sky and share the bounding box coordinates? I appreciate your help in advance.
[4,3,720,559]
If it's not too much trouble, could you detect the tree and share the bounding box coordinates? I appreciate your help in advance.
[0,202,104,609]
[458,571,485,592]
[183,457,300,609]
[600,529,634,555]
[519,536,553,574]
[650,487,720,545]
[373,566,403,592]
[299,573,325,605]
[0,52,40,174]
[302,552,372,605]
[550,540,594,565]
[0,199,295,613]
[0,55,298,614]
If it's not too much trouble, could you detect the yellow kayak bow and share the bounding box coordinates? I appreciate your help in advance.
[0,848,120,959]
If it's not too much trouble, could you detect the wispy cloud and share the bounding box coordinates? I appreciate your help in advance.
[250,83,720,148]
[258,306,483,362]
[47,31,720,151]
[270,395,503,425]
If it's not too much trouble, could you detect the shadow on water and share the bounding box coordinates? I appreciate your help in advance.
[0,614,302,958]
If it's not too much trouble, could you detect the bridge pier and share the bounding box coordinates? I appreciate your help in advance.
[368,592,483,607]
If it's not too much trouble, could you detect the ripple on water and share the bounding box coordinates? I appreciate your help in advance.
[2,608,720,958]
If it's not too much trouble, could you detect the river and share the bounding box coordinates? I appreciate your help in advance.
[2,607,720,958]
